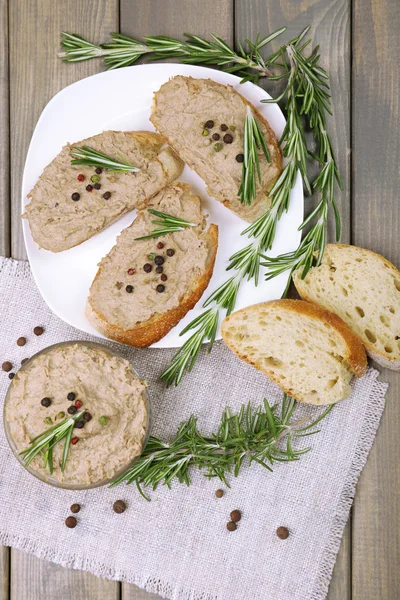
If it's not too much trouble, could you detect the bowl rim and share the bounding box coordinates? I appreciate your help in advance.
[3,339,151,490]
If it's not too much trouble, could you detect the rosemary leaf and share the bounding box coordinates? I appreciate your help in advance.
[111,395,333,495]
[71,146,140,173]
[134,209,196,241]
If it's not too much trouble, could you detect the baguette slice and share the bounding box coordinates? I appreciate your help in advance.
[150,76,282,223]
[221,299,367,405]
[23,130,184,252]
[293,243,400,370]
[87,182,218,347]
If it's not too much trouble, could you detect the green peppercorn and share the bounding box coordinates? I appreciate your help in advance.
[57,411,66,420]
[230,125,236,132]
[148,253,156,261]
[99,416,108,426]
[214,143,223,152]
[44,417,53,426]
[202,129,209,136]
[90,174,100,184]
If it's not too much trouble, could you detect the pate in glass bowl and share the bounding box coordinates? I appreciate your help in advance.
[3,340,150,490]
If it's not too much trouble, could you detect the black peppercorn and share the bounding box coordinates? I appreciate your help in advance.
[276,526,289,539]
[2,361,12,372]
[82,412,92,422]
[41,397,51,407]
[86,184,93,192]
[143,263,152,273]
[125,285,134,293]
[17,337,26,346]
[223,133,233,144]
[71,192,80,201]
[94,183,101,190]
[166,248,175,257]
[113,500,127,514]
[160,274,168,282]
[65,516,77,528]
[204,120,214,129]
[226,521,237,532]
[8,372,15,380]
[154,256,164,266]
[95,167,103,174]
[156,284,165,293]
[70,504,81,513]
[67,392,76,401]
[103,192,111,200]
[33,326,44,336]
[230,510,242,523]
[75,420,85,429]
[212,133,220,141]
[235,153,244,163]
[155,266,163,274]
[67,405,77,415]
[220,124,228,131]
[215,489,224,498]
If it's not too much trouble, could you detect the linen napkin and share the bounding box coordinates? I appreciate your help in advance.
[0,257,388,600]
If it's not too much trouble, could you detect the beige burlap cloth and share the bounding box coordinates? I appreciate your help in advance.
[0,257,388,600]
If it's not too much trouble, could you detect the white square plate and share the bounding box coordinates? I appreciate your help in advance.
[21,64,303,348]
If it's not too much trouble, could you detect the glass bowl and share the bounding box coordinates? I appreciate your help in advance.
[3,340,151,490]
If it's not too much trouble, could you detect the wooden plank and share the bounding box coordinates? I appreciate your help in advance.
[235,2,352,599]
[352,0,400,598]
[0,0,10,257]
[1,547,10,600]
[8,1,120,597]
[10,550,119,600]
[9,0,119,259]
[119,1,233,598]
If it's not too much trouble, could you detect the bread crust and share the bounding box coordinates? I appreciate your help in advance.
[221,299,367,403]
[294,243,400,370]
[150,77,282,223]
[86,223,218,348]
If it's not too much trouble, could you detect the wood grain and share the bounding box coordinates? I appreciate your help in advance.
[235,2,352,598]
[119,1,232,598]
[0,0,10,257]
[9,0,119,259]
[10,550,119,600]
[352,0,400,598]
[0,547,9,600]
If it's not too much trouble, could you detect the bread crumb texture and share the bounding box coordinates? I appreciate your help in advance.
[221,299,366,406]
[293,244,400,368]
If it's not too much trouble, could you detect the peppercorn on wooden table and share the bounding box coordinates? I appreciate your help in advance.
[0,0,399,599]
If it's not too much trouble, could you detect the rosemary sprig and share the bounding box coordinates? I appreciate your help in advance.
[238,106,270,205]
[19,412,83,474]
[71,146,140,172]
[135,209,196,241]
[58,28,287,75]
[111,395,333,497]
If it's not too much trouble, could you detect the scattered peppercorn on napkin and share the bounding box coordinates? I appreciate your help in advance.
[0,257,388,600]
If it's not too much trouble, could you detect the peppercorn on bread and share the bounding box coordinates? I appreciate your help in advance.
[150,76,282,223]
[23,130,184,252]
[87,183,218,347]
[293,244,400,371]
[221,299,367,405]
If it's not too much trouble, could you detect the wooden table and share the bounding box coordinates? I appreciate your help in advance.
[1,0,399,598]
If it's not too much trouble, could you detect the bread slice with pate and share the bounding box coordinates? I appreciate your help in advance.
[150,76,282,223]
[23,130,184,252]
[221,299,367,405]
[87,183,218,347]
[293,243,400,371]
